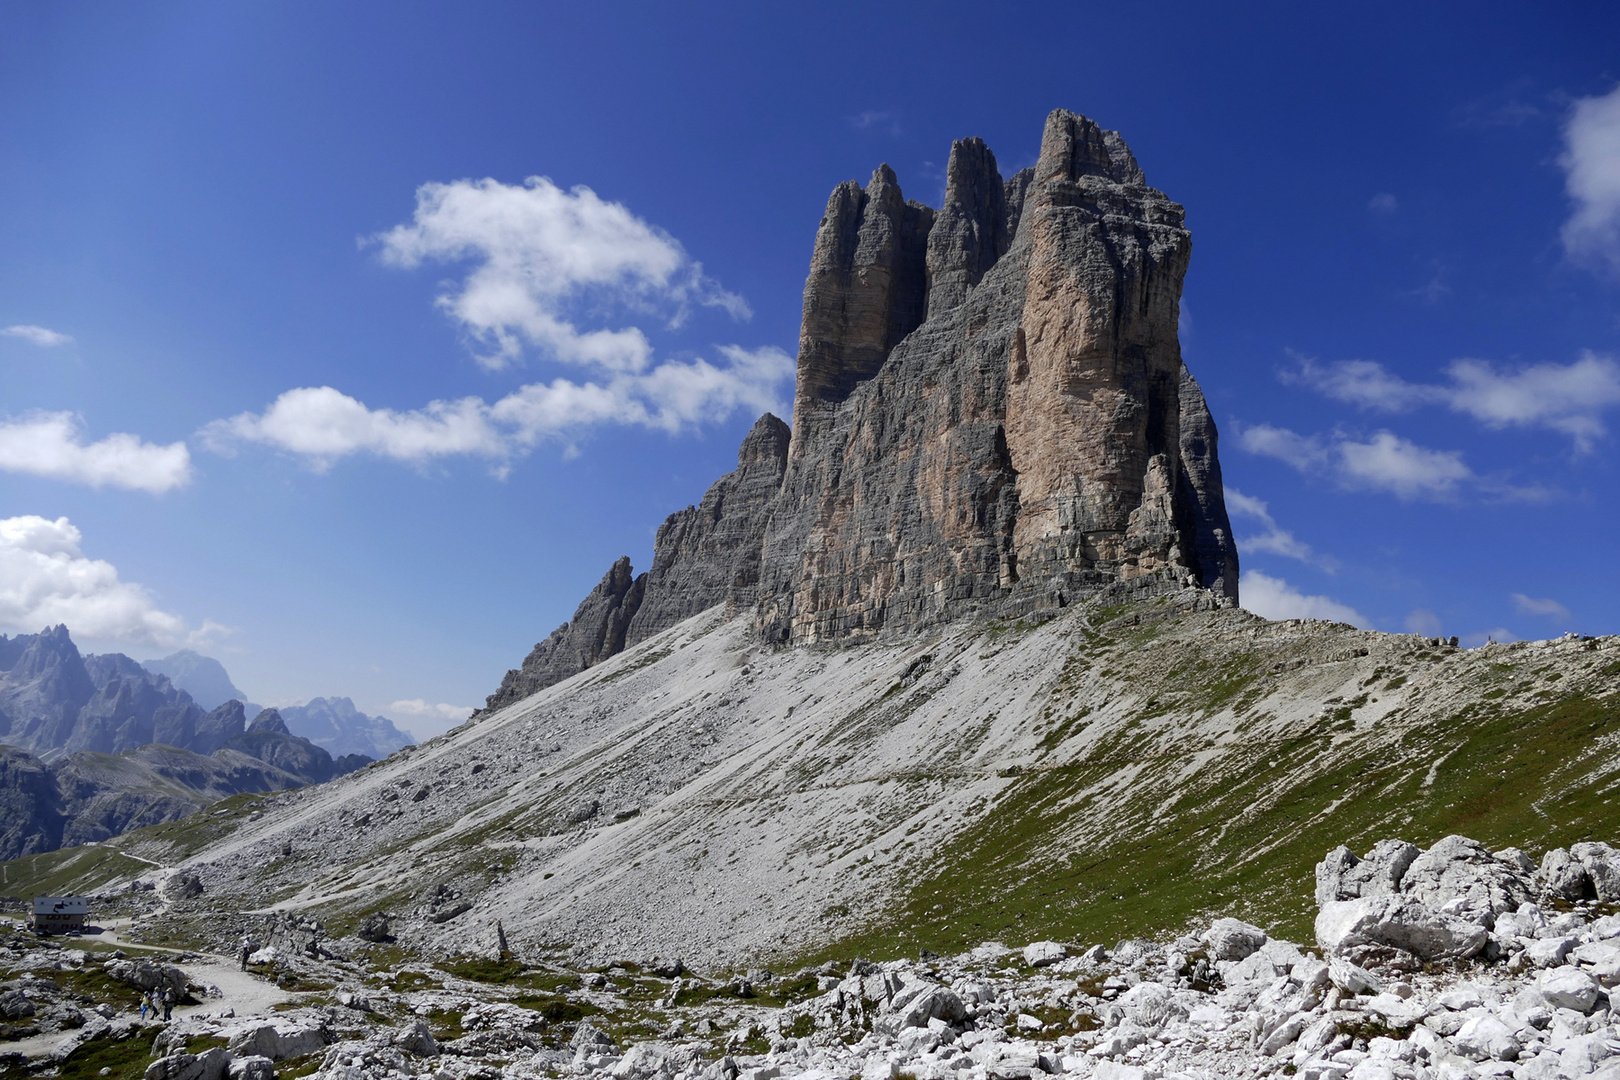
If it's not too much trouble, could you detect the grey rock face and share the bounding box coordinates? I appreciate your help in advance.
[0,625,99,753]
[481,557,647,713]
[790,165,935,452]
[626,413,791,647]
[925,137,1019,320]
[0,745,63,859]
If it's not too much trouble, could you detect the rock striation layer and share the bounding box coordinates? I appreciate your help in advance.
[481,108,1239,708]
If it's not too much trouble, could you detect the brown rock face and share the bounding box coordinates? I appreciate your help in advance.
[480,108,1238,707]
[757,109,1235,644]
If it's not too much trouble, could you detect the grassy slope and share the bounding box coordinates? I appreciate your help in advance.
[805,615,1620,963]
[0,791,270,899]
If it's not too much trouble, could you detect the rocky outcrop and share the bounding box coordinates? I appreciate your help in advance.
[482,108,1239,707]
[225,709,362,785]
[624,413,791,647]
[480,416,792,713]
[758,110,1234,644]
[274,698,414,759]
[480,558,647,714]
[790,166,934,453]
[0,741,327,860]
[0,744,63,858]
[142,649,252,710]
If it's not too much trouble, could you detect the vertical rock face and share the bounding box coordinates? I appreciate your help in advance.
[925,138,1023,319]
[480,108,1239,705]
[479,415,791,713]
[757,109,1236,644]
[790,166,935,454]
[625,413,791,647]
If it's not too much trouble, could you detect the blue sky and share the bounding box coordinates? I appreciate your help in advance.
[2,2,1617,736]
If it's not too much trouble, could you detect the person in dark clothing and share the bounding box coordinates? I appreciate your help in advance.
[161,988,173,1021]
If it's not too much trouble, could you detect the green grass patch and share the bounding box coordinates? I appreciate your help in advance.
[788,686,1620,966]
[508,994,597,1023]
[56,1029,152,1080]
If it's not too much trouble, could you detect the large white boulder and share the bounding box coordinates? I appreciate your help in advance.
[1537,966,1601,1013]
[1452,1015,1520,1062]
[144,1050,230,1080]
[1316,840,1420,905]
[1203,918,1268,962]
[1574,941,1620,985]
[1328,956,1382,994]
[1400,835,1536,915]
[1526,936,1577,968]
[1315,895,1488,961]
[1022,941,1069,968]
[223,1020,330,1061]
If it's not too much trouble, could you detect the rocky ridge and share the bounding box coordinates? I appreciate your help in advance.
[0,627,375,859]
[481,108,1238,712]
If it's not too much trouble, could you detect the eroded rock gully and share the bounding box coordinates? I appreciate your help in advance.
[481,109,1238,714]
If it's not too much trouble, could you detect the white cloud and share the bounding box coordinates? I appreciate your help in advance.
[1511,592,1571,621]
[385,698,473,740]
[1281,352,1430,412]
[0,411,192,493]
[3,325,73,347]
[849,110,902,136]
[1283,351,1620,451]
[1368,193,1398,214]
[387,699,473,722]
[1561,83,1620,273]
[1225,487,1337,570]
[1240,424,1473,501]
[203,344,793,470]
[1335,431,1472,500]
[1444,353,1620,450]
[370,175,747,372]
[209,175,800,472]
[0,515,210,647]
[202,387,505,471]
[1404,609,1443,636]
[1239,570,1370,628]
[1235,424,1329,471]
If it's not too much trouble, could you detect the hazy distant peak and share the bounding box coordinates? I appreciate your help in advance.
[142,649,249,711]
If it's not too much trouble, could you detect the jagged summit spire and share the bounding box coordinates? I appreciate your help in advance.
[481,109,1238,709]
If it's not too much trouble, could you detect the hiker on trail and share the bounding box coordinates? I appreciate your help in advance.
[138,992,149,1020]
[239,935,252,970]
[161,987,173,1021]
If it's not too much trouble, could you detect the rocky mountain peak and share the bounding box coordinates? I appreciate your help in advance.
[248,707,291,735]
[736,411,789,468]
[925,135,1016,319]
[481,108,1239,708]
[1033,107,1145,188]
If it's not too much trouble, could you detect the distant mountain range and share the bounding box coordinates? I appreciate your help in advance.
[142,649,414,759]
[0,626,416,859]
